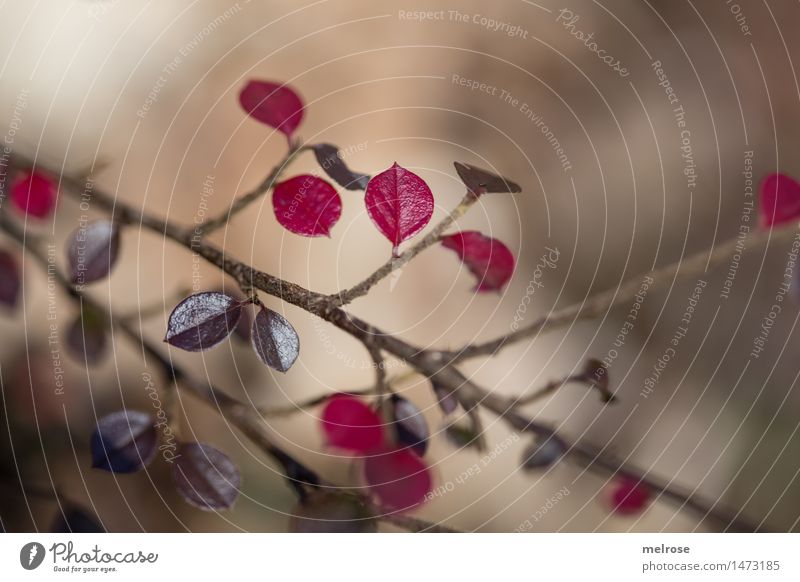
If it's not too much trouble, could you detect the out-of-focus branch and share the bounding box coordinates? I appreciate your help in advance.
[331,190,480,306]
[437,224,800,362]
[195,143,306,236]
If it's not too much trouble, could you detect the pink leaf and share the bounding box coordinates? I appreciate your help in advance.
[11,171,56,218]
[363,446,432,511]
[441,231,515,292]
[239,79,304,139]
[365,162,434,253]
[609,476,651,515]
[760,173,800,227]
[320,394,384,454]
[273,175,342,237]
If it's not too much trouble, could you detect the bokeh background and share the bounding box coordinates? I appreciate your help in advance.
[1,0,799,532]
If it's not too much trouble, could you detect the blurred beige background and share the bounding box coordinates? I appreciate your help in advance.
[1,0,799,532]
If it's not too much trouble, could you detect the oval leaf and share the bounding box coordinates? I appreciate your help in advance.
[441,231,515,292]
[239,79,304,138]
[521,436,565,471]
[67,220,121,286]
[365,162,434,253]
[165,292,242,352]
[273,175,342,237]
[11,171,56,218]
[289,490,377,533]
[172,443,241,511]
[363,446,432,511]
[760,173,800,227]
[0,250,20,308]
[91,410,157,473]
[251,306,300,372]
[67,306,107,364]
[312,143,370,190]
[454,162,521,195]
[321,394,384,454]
[391,395,429,456]
[51,507,104,533]
[609,476,652,515]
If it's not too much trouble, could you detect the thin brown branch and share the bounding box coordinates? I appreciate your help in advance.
[195,143,306,236]
[331,189,480,306]
[12,152,772,531]
[439,224,800,362]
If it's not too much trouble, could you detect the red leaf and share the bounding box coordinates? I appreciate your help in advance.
[239,79,304,139]
[273,175,341,237]
[441,231,515,292]
[760,173,800,227]
[320,394,384,454]
[365,162,434,253]
[11,171,56,218]
[363,446,432,511]
[609,476,651,515]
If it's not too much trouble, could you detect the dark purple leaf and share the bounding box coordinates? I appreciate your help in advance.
[273,175,342,237]
[0,250,20,308]
[311,143,370,190]
[51,507,104,533]
[239,79,304,139]
[172,443,241,511]
[67,220,121,286]
[365,162,434,254]
[441,231,515,292]
[67,306,107,364]
[391,395,429,456]
[91,410,157,473]
[454,162,521,195]
[432,380,458,415]
[165,292,242,352]
[521,436,566,470]
[289,491,376,533]
[251,306,299,372]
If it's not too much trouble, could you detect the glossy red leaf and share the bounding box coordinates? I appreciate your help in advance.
[363,446,432,511]
[321,394,384,454]
[10,171,56,218]
[239,79,304,138]
[760,173,800,227]
[609,476,652,515]
[0,250,20,308]
[66,220,121,286]
[312,143,370,190]
[441,231,515,292]
[273,175,341,237]
[365,163,434,253]
[289,490,377,533]
[454,162,521,195]
[251,305,300,372]
[172,443,241,511]
[91,410,157,473]
[165,292,242,352]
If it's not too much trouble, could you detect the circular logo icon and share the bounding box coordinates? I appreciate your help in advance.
[19,542,46,570]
